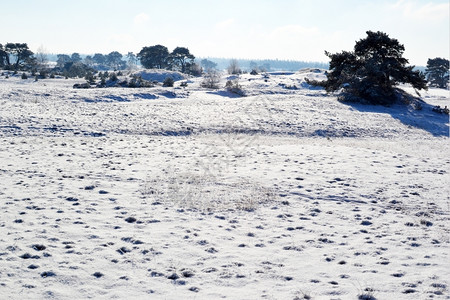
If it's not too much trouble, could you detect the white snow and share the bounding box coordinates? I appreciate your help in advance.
[133,69,188,82]
[0,70,449,299]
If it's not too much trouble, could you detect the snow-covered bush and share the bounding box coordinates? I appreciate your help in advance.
[201,69,221,89]
[163,77,174,87]
[225,79,245,96]
[227,59,241,75]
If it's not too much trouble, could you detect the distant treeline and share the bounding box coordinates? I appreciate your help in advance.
[43,54,328,72]
[201,57,329,72]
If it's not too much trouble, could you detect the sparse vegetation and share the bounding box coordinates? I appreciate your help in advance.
[227,59,241,75]
[201,69,221,89]
[163,77,174,87]
[225,78,245,96]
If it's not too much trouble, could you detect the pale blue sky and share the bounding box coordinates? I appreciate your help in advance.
[1,0,448,65]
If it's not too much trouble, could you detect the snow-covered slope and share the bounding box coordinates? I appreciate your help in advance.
[0,70,449,299]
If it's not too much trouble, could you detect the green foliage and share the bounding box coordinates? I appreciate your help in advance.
[2,43,34,70]
[106,51,124,70]
[62,62,95,78]
[71,53,82,63]
[138,45,169,69]
[425,57,449,89]
[170,47,195,73]
[309,31,427,105]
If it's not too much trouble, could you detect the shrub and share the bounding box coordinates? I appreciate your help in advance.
[39,70,48,79]
[85,72,95,84]
[73,83,90,89]
[201,69,221,89]
[225,79,245,96]
[109,72,118,82]
[163,77,174,87]
[227,59,241,75]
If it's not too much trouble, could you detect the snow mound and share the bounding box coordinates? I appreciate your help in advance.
[134,69,188,82]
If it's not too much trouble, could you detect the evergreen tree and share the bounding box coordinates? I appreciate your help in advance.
[56,54,72,69]
[200,59,217,71]
[126,52,138,69]
[170,47,195,73]
[137,45,169,69]
[309,31,427,105]
[4,43,34,70]
[0,44,8,68]
[92,53,106,67]
[71,53,82,63]
[425,58,449,89]
[106,51,123,70]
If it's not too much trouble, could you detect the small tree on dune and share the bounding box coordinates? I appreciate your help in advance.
[307,31,427,105]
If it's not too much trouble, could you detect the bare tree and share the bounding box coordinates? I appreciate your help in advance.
[227,59,241,75]
[35,45,48,71]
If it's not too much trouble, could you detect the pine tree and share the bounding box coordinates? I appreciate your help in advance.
[425,58,449,89]
[309,31,427,105]
[137,45,169,69]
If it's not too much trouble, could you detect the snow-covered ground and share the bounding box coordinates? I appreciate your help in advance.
[0,70,449,299]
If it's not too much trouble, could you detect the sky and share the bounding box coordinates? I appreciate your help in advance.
[1,0,448,66]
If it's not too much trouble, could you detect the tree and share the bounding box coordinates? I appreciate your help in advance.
[71,53,82,63]
[0,44,7,68]
[249,61,258,72]
[200,59,217,71]
[309,31,427,105]
[186,62,202,76]
[4,43,34,70]
[35,45,48,71]
[227,59,241,75]
[56,54,72,69]
[138,45,169,69]
[93,53,106,66]
[106,51,123,70]
[84,55,94,67]
[170,47,195,73]
[425,58,449,89]
[126,52,138,70]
